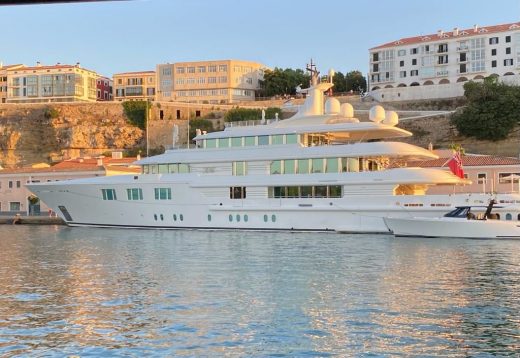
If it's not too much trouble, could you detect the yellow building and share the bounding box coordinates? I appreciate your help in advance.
[6,63,98,103]
[0,64,24,103]
[112,70,156,101]
[156,59,266,104]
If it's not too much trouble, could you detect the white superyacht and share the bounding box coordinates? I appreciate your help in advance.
[28,66,520,233]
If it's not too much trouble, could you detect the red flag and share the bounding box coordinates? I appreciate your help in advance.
[447,151,465,178]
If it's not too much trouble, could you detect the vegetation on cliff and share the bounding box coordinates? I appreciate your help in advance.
[451,77,520,141]
[224,107,282,122]
[122,101,151,130]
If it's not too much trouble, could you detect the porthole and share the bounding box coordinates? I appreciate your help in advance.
[236,214,240,222]
[208,214,212,222]
[229,214,233,222]
[506,213,512,221]
[173,214,177,221]
[244,214,248,222]
[180,214,184,221]
[160,214,164,221]
[263,214,268,222]
[272,214,276,222]
[154,214,157,221]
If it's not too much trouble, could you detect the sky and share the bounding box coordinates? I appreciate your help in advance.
[1,0,519,77]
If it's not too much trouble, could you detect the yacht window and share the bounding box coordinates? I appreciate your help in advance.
[297,159,309,174]
[326,158,339,173]
[154,188,172,200]
[286,134,298,144]
[126,188,143,200]
[151,165,158,174]
[271,160,282,174]
[143,165,149,174]
[301,186,312,197]
[287,186,299,198]
[315,186,327,197]
[231,137,242,147]
[101,189,117,200]
[233,161,246,176]
[169,164,179,173]
[274,186,285,198]
[178,164,189,173]
[218,138,229,148]
[206,139,217,148]
[258,135,269,146]
[329,186,342,198]
[284,160,296,174]
[230,186,246,199]
[272,134,284,145]
[345,158,360,172]
[244,136,256,146]
[158,164,168,174]
[311,158,324,173]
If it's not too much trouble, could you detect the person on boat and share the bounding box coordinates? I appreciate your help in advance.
[484,199,497,220]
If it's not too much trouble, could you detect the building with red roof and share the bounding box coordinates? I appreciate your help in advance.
[113,70,156,101]
[5,62,107,103]
[0,152,140,215]
[405,150,520,195]
[368,22,520,102]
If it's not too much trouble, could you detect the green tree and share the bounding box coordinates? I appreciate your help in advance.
[345,71,367,92]
[224,107,281,122]
[451,77,520,141]
[259,68,310,97]
[188,118,215,141]
[121,101,151,130]
[332,71,346,93]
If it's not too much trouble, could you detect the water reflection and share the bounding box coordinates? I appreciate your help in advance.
[0,226,519,356]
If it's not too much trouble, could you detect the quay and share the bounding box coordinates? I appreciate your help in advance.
[0,215,64,225]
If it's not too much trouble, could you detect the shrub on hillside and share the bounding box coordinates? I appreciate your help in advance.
[122,101,151,130]
[451,77,520,141]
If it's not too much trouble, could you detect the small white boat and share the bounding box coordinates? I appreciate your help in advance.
[384,201,520,239]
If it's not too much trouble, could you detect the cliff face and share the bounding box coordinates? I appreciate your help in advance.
[0,103,143,167]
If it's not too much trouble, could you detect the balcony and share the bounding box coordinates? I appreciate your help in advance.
[436,70,449,77]
[456,46,469,52]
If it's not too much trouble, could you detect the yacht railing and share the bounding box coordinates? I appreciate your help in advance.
[224,119,277,128]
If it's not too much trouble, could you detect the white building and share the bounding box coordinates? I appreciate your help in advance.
[369,22,520,102]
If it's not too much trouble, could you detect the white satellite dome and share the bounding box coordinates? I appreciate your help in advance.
[383,111,399,126]
[325,98,340,114]
[369,105,385,123]
[339,103,354,118]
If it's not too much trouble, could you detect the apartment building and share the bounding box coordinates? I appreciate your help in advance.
[96,76,113,101]
[369,22,520,101]
[6,63,99,103]
[156,59,265,104]
[0,64,24,103]
[112,71,156,101]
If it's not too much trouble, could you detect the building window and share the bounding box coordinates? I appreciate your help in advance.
[208,65,217,72]
[187,67,195,73]
[438,44,448,53]
[491,49,497,56]
[154,188,172,200]
[410,70,419,76]
[412,59,417,65]
[489,37,499,45]
[176,67,185,74]
[506,47,511,55]
[397,49,406,56]
[10,202,21,211]
[504,59,514,66]
[477,173,487,185]
[197,66,206,73]
[399,60,404,67]
[438,55,448,64]
[101,188,117,200]
[410,48,418,55]
[126,188,143,200]
[219,65,227,72]
[506,35,511,43]
[230,187,246,199]
[492,60,497,68]
[499,172,520,184]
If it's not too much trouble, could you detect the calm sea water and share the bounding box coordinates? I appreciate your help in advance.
[0,226,519,357]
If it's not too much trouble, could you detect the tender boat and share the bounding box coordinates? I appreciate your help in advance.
[384,201,520,239]
[27,63,520,232]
